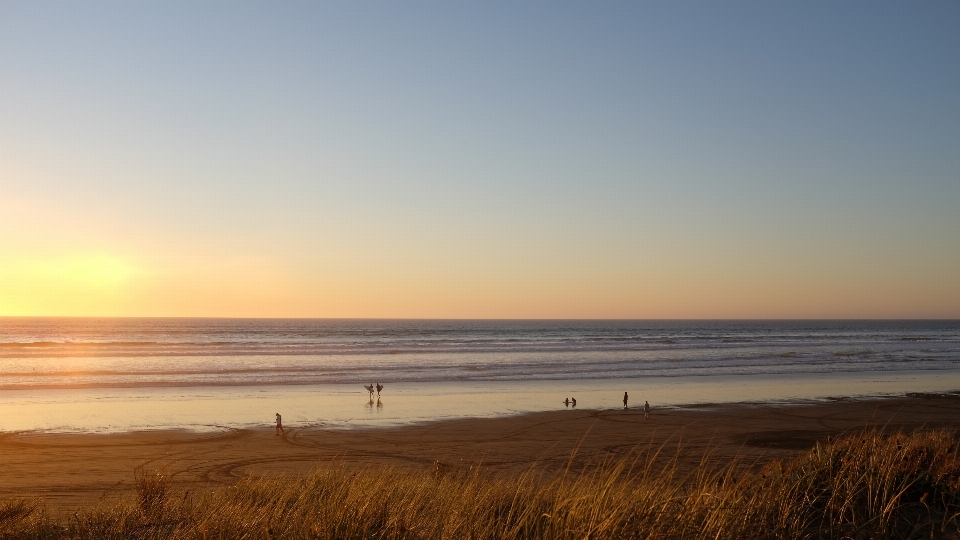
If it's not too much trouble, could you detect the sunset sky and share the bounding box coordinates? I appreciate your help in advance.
[1,1,959,318]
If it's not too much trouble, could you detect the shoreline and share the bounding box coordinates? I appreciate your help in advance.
[4,393,960,512]
[4,370,959,433]
[8,388,960,435]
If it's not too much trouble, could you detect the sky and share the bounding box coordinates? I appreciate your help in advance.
[1,1,959,319]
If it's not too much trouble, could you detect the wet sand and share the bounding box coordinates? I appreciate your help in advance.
[3,393,960,512]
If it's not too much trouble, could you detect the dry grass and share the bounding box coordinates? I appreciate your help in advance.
[2,429,960,539]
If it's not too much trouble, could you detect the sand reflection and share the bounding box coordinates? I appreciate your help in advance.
[0,369,958,433]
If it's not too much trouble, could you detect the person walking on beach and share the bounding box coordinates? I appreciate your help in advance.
[623,392,629,409]
[644,400,650,419]
[376,383,383,397]
[571,397,577,407]
[564,398,570,407]
[275,413,284,436]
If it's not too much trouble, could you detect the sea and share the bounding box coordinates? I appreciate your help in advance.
[1,318,958,432]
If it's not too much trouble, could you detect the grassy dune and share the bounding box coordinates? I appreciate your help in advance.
[2,429,959,539]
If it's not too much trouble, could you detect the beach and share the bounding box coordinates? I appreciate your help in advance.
[5,3,959,534]
[3,319,959,517]
[3,318,960,433]
[5,392,960,512]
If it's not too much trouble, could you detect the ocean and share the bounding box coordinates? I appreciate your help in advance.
[1,318,959,432]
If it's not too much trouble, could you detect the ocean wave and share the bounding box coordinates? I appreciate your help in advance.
[834,350,874,357]
[0,362,956,391]
[0,319,957,390]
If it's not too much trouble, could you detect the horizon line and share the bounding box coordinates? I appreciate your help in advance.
[1,316,958,322]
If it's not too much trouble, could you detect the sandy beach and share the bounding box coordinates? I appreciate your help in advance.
[3,392,960,512]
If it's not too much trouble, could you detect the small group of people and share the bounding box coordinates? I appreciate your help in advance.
[364,383,384,398]
[560,393,649,418]
[623,392,651,418]
[277,382,389,436]
[278,385,650,437]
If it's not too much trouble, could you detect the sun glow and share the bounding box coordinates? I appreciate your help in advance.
[0,254,139,315]
[48,254,133,288]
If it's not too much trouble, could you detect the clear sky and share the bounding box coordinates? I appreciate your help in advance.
[1,1,959,318]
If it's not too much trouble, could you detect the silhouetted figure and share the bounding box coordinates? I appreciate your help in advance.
[623,392,629,409]
[571,397,577,407]
[644,400,650,419]
[364,384,374,398]
[564,398,569,407]
[275,413,284,436]
[376,383,383,397]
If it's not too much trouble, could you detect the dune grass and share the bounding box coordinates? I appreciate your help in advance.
[2,429,959,539]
